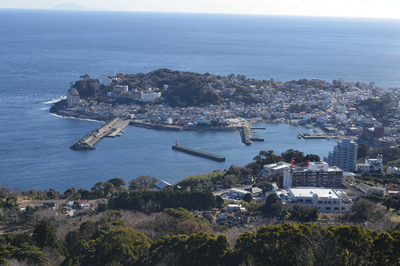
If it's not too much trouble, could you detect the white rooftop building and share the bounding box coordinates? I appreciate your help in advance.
[154,180,171,190]
[260,161,291,179]
[141,92,161,102]
[288,187,352,213]
[229,188,250,198]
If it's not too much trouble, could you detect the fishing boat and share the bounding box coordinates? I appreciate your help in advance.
[250,132,264,141]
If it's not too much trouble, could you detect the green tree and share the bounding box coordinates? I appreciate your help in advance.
[216,196,224,208]
[150,232,231,266]
[107,178,126,189]
[262,193,283,217]
[32,219,68,256]
[45,188,60,200]
[103,182,116,197]
[91,182,105,198]
[129,176,159,190]
[164,207,194,221]
[85,228,151,266]
[281,149,304,164]
[304,154,320,163]
[358,143,370,159]
[236,223,304,265]
[328,225,373,266]
[63,188,76,198]
[243,193,253,203]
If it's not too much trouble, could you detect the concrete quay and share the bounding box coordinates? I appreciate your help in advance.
[70,117,130,150]
[104,119,130,137]
[172,145,226,162]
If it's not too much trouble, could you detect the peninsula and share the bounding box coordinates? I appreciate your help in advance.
[51,69,400,149]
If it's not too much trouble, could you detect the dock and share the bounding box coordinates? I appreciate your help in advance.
[172,145,225,162]
[70,118,130,150]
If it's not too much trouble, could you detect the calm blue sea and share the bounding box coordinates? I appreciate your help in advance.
[1,9,399,191]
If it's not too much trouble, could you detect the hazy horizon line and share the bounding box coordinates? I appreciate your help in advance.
[1,7,400,21]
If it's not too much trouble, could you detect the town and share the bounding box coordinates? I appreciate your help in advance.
[56,69,399,147]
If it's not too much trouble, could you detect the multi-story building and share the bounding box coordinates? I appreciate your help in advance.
[67,88,80,107]
[324,138,358,171]
[260,161,291,179]
[113,85,128,93]
[356,154,383,173]
[283,162,343,189]
[362,125,384,142]
[141,92,161,102]
[287,187,352,213]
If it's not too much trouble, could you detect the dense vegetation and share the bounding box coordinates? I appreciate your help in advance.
[162,73,220,107]
[3,215,400,266]
[108,189,217,212]
[359,95,396,119]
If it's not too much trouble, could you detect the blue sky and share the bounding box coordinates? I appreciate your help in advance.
[1,0,399,19]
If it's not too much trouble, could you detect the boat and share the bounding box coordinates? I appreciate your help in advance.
[250,132,264,141]
[297,134,302,139]
[116,129,125,137]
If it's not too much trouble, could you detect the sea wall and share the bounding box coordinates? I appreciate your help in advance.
[172,145,225,162]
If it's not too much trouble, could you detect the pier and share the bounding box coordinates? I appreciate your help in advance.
[172,145,225,162]
[70,118,130,150]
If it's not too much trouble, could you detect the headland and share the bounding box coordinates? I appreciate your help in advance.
[52,69,400,150]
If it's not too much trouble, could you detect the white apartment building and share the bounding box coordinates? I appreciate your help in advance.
[67,88,80,107]
[100,75,112,86]
[141,92,161,102]
[324,139,358,171]
[288,187,352,213]
[260,161,291,179]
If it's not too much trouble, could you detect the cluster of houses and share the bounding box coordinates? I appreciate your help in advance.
[26,199,106,217]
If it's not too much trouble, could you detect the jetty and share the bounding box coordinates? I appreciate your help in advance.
[70,118,130,150]
[172,143,225,162]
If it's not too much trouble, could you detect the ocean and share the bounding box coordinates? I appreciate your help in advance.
[1,9,399,192]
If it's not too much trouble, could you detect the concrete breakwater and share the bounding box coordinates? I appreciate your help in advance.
[185,126,237,132]
[237,127,253,145]
[172,145,226,162]
[70,118,130,150]
[299,133,328,139]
